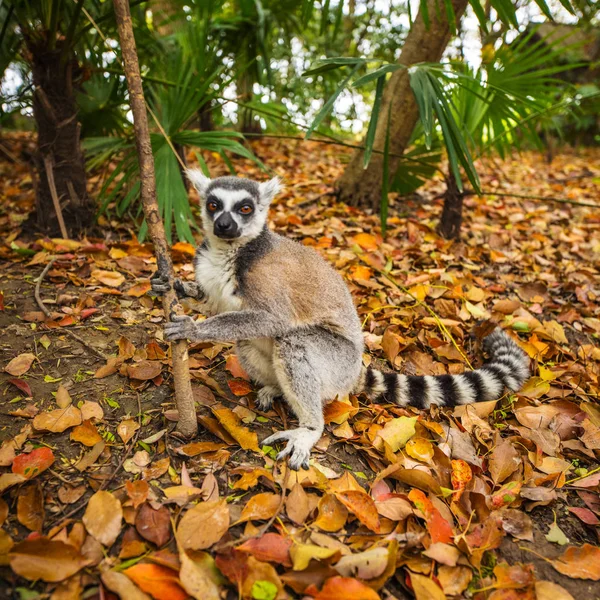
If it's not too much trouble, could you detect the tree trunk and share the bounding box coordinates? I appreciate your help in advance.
[29,43,94,236]
[113,0,197,439]
[336,0,469,210]
[438,170,464,239]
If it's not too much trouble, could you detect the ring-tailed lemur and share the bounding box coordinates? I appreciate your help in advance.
[151,173,530,470]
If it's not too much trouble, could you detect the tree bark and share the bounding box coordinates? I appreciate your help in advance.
[113,0,197,439]
[237,70,262,134]
[336,0,469,210]
[28,42,95,236]
[438,170,464,239]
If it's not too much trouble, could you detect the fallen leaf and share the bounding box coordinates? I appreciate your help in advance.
[334,547,388,579]
[8,378,32,397]
[335,490,380,532]
[228,379,253,396]
[177,500,230,550]
[488,437,520,484]
[286,483,311,525]
[135,503,171,547]
[213,406,259,451]
[238,533,292,567]
[551,544,600,580]
[126,480,149,509]
[33,405,82,433]
[313,576,380,600]
[238,492,280,523]
[408,489,453,544]
[12,447,54,479]
[546,522,569,546]
[92,269,125,288]
[80,401,104,421]
[118,419,140,444]
[82,490,123,547]
[225,354,250,380]
[17,483,44,531]
[124,563,187,600]
[178,549,222,600]
[410,573,447,600]
[70,420,103,446]
[127,360,162,381]
[9,538,88,582]
[534,581,575,600]
[290,543,338,571]
[313,494,348,532]
[5,352,36,376]
[55,385,72,408]
[101,569,152,600]
[375,416,416,452]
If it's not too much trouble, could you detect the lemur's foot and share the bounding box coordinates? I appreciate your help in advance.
[262,427,321,471]
[256,386,281,412]
[150,271,171,296]
[164,314,195,341]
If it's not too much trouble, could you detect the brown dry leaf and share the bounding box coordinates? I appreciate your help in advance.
[238,492,280,523]
[101,570,152,600]
[5,352,36,376]
[80,401,104,421]
[438,566,473,596]
[117,419,140,444]
[534,581,575,600]
[127,360,162,381]
[9,538,88,582]
[241,555,286,600]
[178,548,222,600]
[489,437,520,484]
[70,420,103,446]
[135,503,171,547]
[58,485,87,505]
[287,483,311,525]
[91,269,125,288]
[55,385,72,408]
[334,547,388,579]
[177,500,230,550]
[50,576,82,600]
[82,490,123,547]
[75,441,105,472]
[212,406,259,451]
[17,483,44,532]
[118,336,136,359]
[0,498,8,527]
[126,480,149,509]
[551,544,600,580]
[33,405,82,433]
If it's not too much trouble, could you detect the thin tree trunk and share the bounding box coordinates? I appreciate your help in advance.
[28,42,94,236]
[336,0,469,210]
[113,0,197,439]
[438,170,464,239]
[237,70,262,134]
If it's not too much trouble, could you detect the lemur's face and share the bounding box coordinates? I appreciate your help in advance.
[187,172,281,243]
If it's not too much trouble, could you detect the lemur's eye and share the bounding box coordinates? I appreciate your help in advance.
[239,205,253,215]
[207,201,218,213]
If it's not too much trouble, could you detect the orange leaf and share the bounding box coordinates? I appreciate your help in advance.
[212,407,259,451]
[313,576,380,600]
[237,493,280,523]
[5,353,36,377]
[124,563,187,600]
[70,420,103,447]
[227,379,253,396]
[352,233,379,251]
[91,269,125,288]
[126,281,151,297]
[335,490,380,532]
[408,489,453,544]
[451,459,472,501]
[225,355,250,380]
[12,448,55,479]
[551,544,600,580]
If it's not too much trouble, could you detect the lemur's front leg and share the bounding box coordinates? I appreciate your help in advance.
[150,271,204,300]
[164,310,287,342]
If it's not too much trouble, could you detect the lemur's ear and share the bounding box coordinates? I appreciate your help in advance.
[258,176,282,205]
[186,169,211,197]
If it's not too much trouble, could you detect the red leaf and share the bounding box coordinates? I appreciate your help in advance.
[8,379,32,397]
[408,488,453,544]
[568,507,600,525]
[12,448,55,479]
[238,533,292,567]
[228,379,253,396]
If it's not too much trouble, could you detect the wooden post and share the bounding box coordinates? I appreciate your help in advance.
[113,0,197,438]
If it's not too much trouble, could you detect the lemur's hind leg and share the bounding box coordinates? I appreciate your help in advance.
[263,328,361,470]
[237,340,282,411]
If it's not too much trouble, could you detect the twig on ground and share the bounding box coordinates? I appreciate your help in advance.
[43,155,69,239]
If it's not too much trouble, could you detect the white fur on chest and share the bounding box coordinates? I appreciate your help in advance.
[195,247,243,314]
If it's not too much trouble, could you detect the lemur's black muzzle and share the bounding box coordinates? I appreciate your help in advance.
[213,213,240,239]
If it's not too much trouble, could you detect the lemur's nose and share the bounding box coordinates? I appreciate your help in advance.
[215,219,232,232]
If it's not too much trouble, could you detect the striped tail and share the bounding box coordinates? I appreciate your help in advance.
[358,328,529,409]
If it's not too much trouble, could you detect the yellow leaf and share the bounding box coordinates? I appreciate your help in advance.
[375,416,417,452]
[290,543,337,571]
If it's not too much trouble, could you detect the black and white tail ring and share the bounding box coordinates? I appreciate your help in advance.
[358,328,530,408]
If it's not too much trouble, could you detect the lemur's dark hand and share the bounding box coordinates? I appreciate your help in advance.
[164,315,196,341]
[150,271,171,296]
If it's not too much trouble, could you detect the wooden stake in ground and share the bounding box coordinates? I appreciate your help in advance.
[112,0,197,438]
